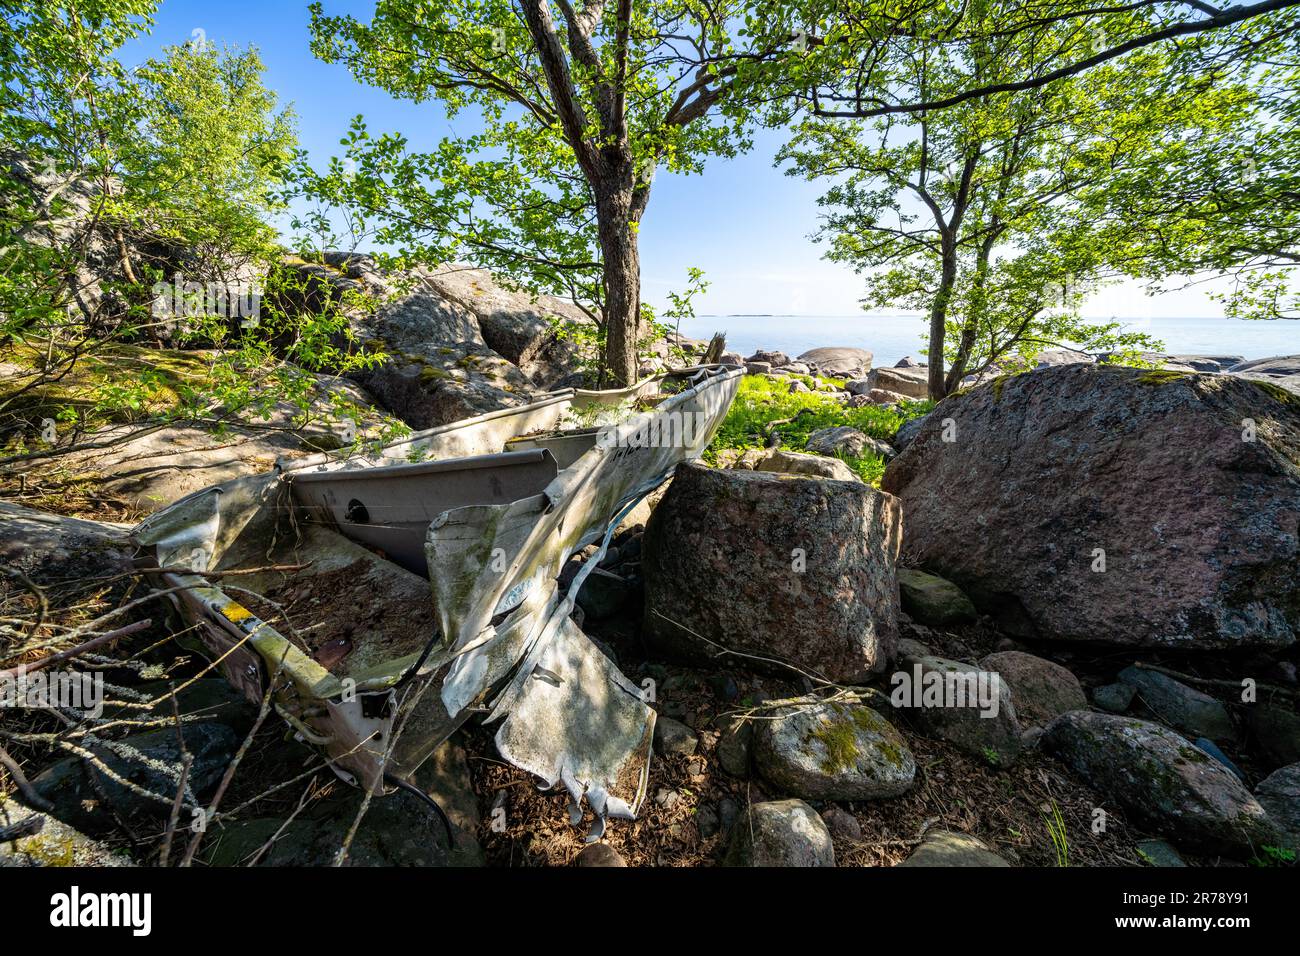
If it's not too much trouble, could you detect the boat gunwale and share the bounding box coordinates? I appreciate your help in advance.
[285,446,556,485]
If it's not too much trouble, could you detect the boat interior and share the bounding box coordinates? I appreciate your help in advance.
[138,365,738,690]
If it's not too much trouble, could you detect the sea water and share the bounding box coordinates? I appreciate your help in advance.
[681,314,1298,368]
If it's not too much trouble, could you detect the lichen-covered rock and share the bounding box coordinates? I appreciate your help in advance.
[280,256,539,428]
[347,281,537,428]
[881,365,1300,650]
[0,801,131,867]
[644,463,901,683]
[1255,764,1300,850]
[896,830,1009,867]
[891,655,1022,764]
[1042,711,1279,857]
[724,799,836,867]
[797,346,873,379]
[1118,666,1235,744]
[753,699,916,800]
[893,413,931,452]
[898,569,978,627]
[755,449,861,482]
[31,723,241,830]
[979,651,1087,730]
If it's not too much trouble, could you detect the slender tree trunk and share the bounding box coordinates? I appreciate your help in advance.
[944,231,997,393]
[927,234,958,400]
[595,180,643,388]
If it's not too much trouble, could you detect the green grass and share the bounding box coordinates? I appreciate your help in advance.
[705,373,933,485]
[1044,799,1070,867]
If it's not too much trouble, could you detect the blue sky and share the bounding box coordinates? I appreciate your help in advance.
[117,0,1229,319]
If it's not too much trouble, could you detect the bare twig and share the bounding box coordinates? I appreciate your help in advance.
[0,742,54,812]
[1,568,48,635]
[158,685,192,868]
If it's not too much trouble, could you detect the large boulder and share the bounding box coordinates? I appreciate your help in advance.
[1042,711,1278,857]
[897,569,977,627]
[753,699,916,800]
[892,414,931,452]
[1117,666,1235,744]
[891,655,1022,764]
[424,264,594,386]
[746,349,791,367]
[979,651,1087,730]
[1229,355,1300,395]
[25,421,334,515]
[866,365,930,399]
[279,256,539,429]
[723,799,836,866]
[1,151,221,338]
[1255,764,1300,850]
[797,347,873,379]
[881,365,1300,650]
[345,277,538,429]
[0,503,136,614]
[643,463,901,684]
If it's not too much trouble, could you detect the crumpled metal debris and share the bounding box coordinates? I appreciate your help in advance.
[133,366,742,837]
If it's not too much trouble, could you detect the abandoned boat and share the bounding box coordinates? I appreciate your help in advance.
[132,364,743,839]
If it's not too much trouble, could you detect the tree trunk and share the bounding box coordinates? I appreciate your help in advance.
[927,236,958,400]
[944,232,996,393]
[595,183,642,387]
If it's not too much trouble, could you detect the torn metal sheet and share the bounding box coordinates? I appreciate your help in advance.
[131,365,742,835]
[493,613,654,842]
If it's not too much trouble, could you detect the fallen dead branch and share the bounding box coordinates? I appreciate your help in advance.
[0,814,44,843]
[0,618,152,680]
